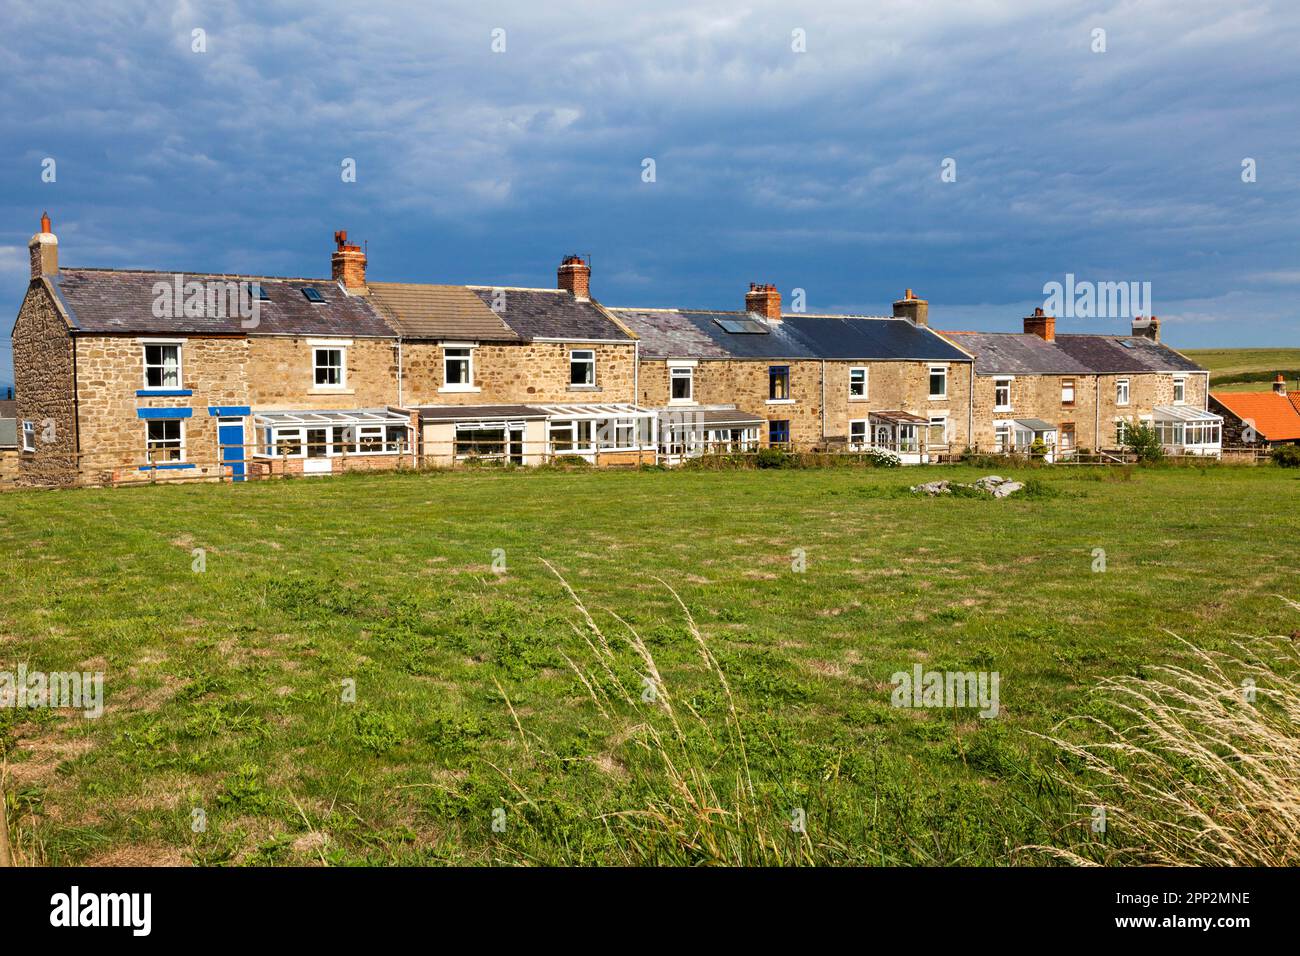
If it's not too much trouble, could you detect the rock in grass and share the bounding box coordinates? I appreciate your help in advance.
[911,475,1025,498]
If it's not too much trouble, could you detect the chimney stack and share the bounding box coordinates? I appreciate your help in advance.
[29,211,58,280]
[892,288,928,327]
[331,230,367,292]
[1132,315,1160,342]
[1273,374,1287,396]
[557,255,591,299]
[1023,306,1056,342]
[745,283,781,321]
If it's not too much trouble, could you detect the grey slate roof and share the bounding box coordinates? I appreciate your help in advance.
[367,284,520,342]
[610,309,970,361]
[940,330,1204,375]
[0,417,15,448]
[470,288,633,342]
[48,269,395,338]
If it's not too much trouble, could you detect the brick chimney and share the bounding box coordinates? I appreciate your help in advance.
[557,255,591,299]
[331,230,367,292]
[1023,307,1056,342]
[745,283,781,321]
[892,288,928,327]
[1273,374,1287,396]
[1132,315,1160,342]
[29,211,57,280]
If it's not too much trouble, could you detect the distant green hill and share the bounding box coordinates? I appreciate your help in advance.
[1181,348,1300,392]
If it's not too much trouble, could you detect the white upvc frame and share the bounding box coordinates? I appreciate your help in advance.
[1061,377,1076,405]
[993,376,1013,412]
[1172,375,1187,405]
[144,418,186,464]
[668,361,695,405]
[21,420,36,452]
[849,366,869,400]
[140,338,185,391]
[569,348,597,388]
[440,342,480,393]
[258,422,406,459]
[928,413,949,446]
[848,418,869,450]
[1116,378,1130,406]
[928,364,948,400]
[311,345,347,390]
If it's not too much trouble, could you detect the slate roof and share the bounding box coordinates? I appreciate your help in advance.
[367,284,519,342]
[470,288,633,342]
[939,330,1204,375]
[0,417,15,448]
[46,269,395,338]
[609,309,970,362]
[1210,391,1300,441]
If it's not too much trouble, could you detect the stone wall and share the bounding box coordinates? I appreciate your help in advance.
[970,371,1212,451]
[639,358,973,448]
[401,341,636,407]
[12,281,79,486]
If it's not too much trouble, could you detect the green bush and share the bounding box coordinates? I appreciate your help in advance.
[755,447,796,469]
[1122,423,1165,463]
[1271,444,1300,468]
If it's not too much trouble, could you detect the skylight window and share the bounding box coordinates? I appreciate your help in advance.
[255,284,271,301]
[301,287,326,303]
[1117,339,1134,349]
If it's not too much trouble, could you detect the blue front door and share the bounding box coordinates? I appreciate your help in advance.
[218,418,246,482]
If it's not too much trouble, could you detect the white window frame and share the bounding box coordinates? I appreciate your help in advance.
[548,419,595,455]
[312,346,346,390]
[848,419,868,450]
[21,420,36,452]
[849,367,868,400]
[928,365,948,400]
[1173,376,1187,405]
[142,341,184,390]
[569,348,597,388]
[668,363,695,404]
[145,418,185,464]
[1061,378,1075,405]
[928,414,949,446]
[994,420,1013,453]
[1116,378,1130,406]
[441,343,480,393]
[993,377,1013,412]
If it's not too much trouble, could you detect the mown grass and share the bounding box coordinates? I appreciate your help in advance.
[0,463,1297,865]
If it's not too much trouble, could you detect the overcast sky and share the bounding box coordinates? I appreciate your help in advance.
[2,0,1298,383]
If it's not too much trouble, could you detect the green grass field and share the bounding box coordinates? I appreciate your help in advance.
[1,464,1297,865]
[1182,347,1300,391]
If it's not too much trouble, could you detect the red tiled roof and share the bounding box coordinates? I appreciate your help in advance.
[1210,390,1300,441]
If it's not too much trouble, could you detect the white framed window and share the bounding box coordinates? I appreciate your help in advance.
[928,365,948,400]
[313,347,345,388]
[1061,378,1075,405]
[612,418,637,449]
[1115,420,1129,445]
[849,367,868,400]
[442,345,477,391]
[849,419,868,450]
[669,365,694,403]
[21,420,36,452]
[145,419,184,463]
[260,424,404,458]
[994,422,1012,452]
[549,419,594,454]
[1173,376,1186,404]
[994,377,1012,411]
[143,343,182,389]
[928,415,948,445]
[569,349,596,387]
[1116,378,1130,406]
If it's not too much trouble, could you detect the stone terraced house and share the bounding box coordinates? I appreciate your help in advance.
[9,213,1220,486]
[939,311,1220,459]
[611,287,975,463]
